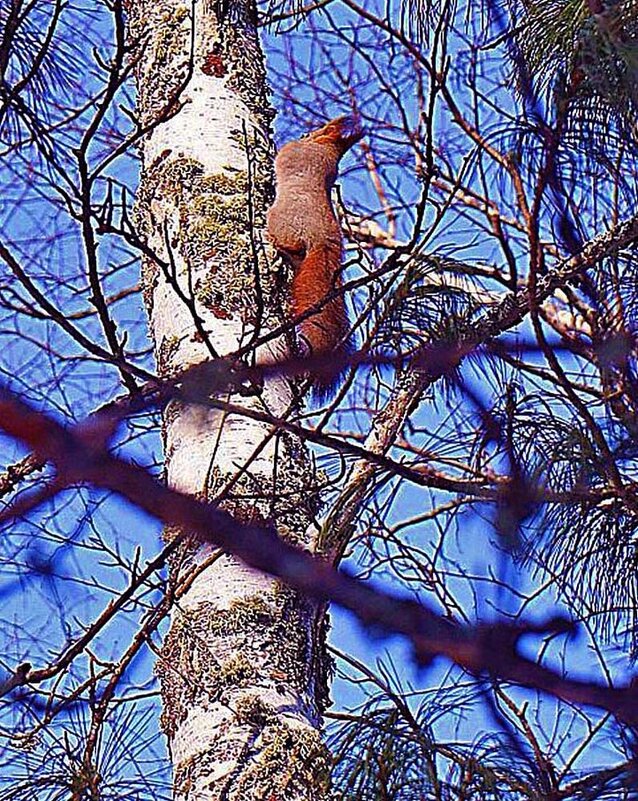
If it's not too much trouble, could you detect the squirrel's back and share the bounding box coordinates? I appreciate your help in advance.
[267,140,341,258]
[266,116,362,397]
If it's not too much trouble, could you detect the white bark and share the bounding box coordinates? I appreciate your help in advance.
[128,2,329,798]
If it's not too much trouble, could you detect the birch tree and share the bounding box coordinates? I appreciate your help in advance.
[126,1,331,798]
[2,1,638,800]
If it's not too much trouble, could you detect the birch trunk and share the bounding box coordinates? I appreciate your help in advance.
[127,2,330,797]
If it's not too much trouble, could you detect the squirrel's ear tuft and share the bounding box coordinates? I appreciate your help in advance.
[307,115,363,155]
[336,115,364,150]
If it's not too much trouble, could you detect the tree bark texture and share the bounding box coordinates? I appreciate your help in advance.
[127,1,330,798]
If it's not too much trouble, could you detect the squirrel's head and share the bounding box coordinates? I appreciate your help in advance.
[305,115,363,158]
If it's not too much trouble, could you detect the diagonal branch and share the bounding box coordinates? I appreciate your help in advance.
[320,212,638,560]
[1,389,638,725]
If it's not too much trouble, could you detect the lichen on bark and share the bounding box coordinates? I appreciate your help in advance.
[128,1,330,798]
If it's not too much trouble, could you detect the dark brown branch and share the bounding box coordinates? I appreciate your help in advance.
[0,389,637,725]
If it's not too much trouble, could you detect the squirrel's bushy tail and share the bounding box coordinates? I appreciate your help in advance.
[292,244,353,400]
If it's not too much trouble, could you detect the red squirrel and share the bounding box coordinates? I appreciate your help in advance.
[266,116,362,397]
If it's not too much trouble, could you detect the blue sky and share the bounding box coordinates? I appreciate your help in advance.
[0,0,636,796]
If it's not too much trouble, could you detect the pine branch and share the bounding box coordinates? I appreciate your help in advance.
[320,212,638,560]
[2,388,638,726]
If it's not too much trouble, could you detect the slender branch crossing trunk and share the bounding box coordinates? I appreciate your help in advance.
[127,1,330,797]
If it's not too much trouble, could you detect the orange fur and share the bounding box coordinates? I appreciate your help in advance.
[292,243,349,355]
[267,116,362,395]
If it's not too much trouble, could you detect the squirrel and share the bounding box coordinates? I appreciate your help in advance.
[266,115,362,398]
